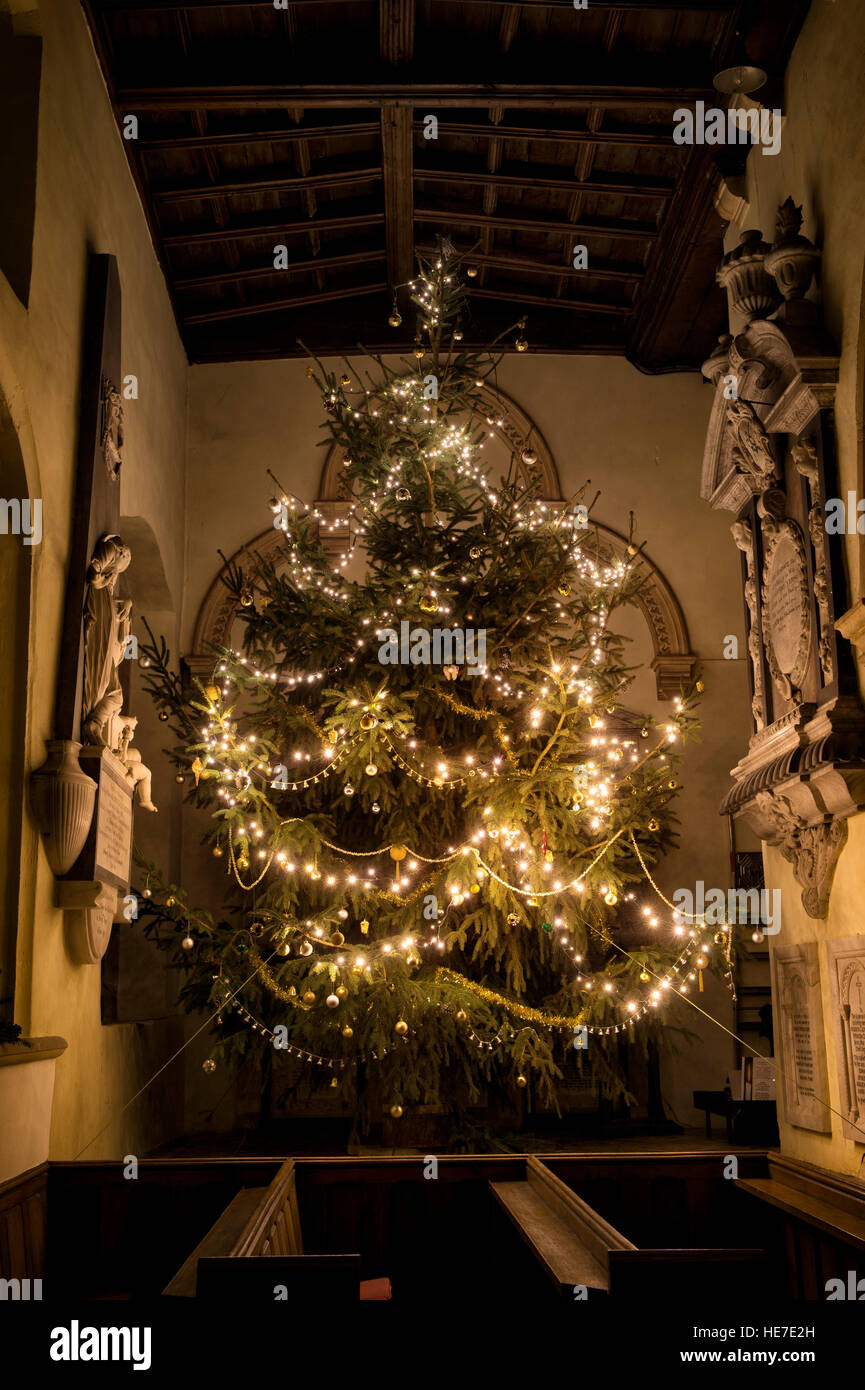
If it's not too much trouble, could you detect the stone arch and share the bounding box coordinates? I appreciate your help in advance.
[120,515,174,613]
[186,385,695,699]
[317,383,561,503]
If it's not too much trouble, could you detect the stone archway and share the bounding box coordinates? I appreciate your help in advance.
[186,386,695,700]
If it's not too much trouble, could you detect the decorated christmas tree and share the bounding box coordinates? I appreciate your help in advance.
[138,246,720,1140]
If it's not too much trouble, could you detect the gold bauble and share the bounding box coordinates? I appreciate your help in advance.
[469,545,483,560]
[506,912,520,927]
[667,779,678,790]
[389,1104,403,1118]
[340,374,351,388]
[639,969,650,982]
[359,919,370,934]
[640,726,649,738]
[407,952,421,968]
[516,1074,528,1088]
[302,990,316,1006]
[326,993,340,1009]
[330,1077,339,1089]
[557,581,571,597]
[327,727,340,745]
[365,762,378,777]
[413,343,424,359]
[394,1019,408,1035]
[648,818,659,832]
[626,543,638,556]
[204,685,220,701]
[351,963,364,975]
[515,336,528,353]
[714,930,726,946]
[544,849,554,863]
[360,712,377,730]
[237,854,249,871]
[330,931,345,947]
[419,590,438,614]
[239,586,254,607]
[389,845,406,862]
[470,883,480,894]
[212,846,223,858]
[466,264,478,278]
[342,1024,353,1038]
[604,891,618,906]
[277,943,290,957]
[456,1009,467,1022]
[336,985,348,999]
[388,309,403,328]
[158,710,169,722]
[588,714,601,729]
[166,895,176,907]
[696,679,705,693]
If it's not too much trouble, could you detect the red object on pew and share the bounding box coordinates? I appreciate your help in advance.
[359,1277,392,1301]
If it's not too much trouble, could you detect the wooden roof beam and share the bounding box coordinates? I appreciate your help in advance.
[137,120,380,152]
[415,164,674,199]
[183,281,389,324]
[174,248,385,291]
[116,83,715,112]
[415,206,658,242]
[416,243,645,282]
[162,209,385,248]
[152,164,382,202]
[421,119,676,149]
[469,287,632,315]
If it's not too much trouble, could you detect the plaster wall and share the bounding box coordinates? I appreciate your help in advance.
[0,0,188,1163]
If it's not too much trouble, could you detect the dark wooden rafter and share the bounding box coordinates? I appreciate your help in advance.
[96,0,736,11]
[114,84,717,112]
[414,206,658,242]
[380,0,415,305]
[79,0,811,365]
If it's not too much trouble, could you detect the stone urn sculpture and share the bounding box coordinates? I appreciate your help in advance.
[29,739,97,876]
[763,198,820,324]
[717,228,782,322]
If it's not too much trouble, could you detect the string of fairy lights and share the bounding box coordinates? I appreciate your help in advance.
[141,252,741,1096]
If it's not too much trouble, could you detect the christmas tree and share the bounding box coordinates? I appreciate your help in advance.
[139,246,717,1141]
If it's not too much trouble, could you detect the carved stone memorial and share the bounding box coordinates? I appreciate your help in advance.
[701,200,865,918]
[29,255,154,965]
[826,936,865,1145]
[772,942,831,1133]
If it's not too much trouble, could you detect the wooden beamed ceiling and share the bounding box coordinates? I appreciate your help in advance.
[82,0,811,367]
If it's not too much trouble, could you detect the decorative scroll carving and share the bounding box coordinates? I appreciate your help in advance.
[731,518,765,729]
[754,792,847,919]
[792,435,834,683]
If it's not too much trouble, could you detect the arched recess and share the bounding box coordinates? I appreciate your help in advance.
[317,383,561,503]
[186,387,695,700]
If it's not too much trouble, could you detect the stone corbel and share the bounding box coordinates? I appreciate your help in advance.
[650,653,699,701]
[56,879,119,966]
[752,791,848,920]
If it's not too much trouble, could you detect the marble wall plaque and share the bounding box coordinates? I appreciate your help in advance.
[772,942,831,1133]
[826,936,865,1145]
[70,747,133,891]
[764,526,812,682]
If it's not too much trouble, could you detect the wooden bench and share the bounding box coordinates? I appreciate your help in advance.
[492,1155,769,1299]
[163,1159,391,1301]
[491,1155,636,1296]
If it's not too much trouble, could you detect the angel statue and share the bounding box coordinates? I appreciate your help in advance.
[81,534,132,746]
[110,714,157,811]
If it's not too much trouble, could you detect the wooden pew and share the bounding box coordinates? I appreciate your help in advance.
[491,1155,770,1299]
[163,1159,390,1301]
[490,1154,636,1295]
